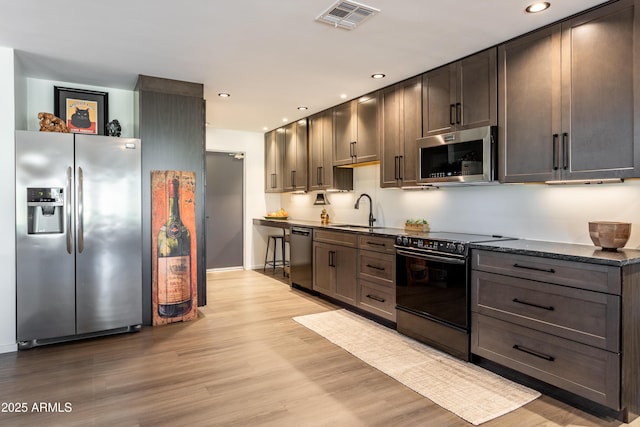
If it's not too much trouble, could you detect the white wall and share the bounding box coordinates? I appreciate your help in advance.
[1,48,17,353]
[25,78,135,137]
[280,165,640,249]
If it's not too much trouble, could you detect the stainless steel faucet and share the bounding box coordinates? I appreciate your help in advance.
[354,193,376,227]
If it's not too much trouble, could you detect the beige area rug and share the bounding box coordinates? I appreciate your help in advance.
[293,309,540,425]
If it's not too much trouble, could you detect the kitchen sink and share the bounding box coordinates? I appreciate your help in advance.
[329,224,385,231]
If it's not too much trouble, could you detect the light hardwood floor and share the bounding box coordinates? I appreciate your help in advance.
[0,270,638,426]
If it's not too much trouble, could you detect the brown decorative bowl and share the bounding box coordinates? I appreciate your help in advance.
[588,221,631,251]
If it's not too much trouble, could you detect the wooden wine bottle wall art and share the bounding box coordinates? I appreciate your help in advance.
[151,170,198,325]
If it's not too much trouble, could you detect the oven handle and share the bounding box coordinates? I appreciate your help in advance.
[396,249,466,265]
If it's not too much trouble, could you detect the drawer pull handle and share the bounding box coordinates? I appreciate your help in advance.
[366,264,385,271]
[512,298,554,311]
[366,241,386,247]
[513,263,556,274]
[513,344,555,362]
[366,294,386,303]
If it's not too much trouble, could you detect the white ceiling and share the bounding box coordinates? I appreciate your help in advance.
[1,0,608,133]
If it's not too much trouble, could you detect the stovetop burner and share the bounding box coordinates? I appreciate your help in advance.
[395,231,514,256]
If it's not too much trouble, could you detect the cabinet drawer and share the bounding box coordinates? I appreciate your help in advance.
[472,313,620,409]
[472,250,620,294]
[358,251,395,287]
[314,230,358,247]
[358,235,396,254]
[357,280,396,321]
[472,271,620,351]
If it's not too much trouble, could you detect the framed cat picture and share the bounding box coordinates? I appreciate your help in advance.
[54,86,108,135]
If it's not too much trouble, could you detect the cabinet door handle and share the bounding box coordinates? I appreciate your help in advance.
[449,104,456,126]
[291,170,296,188]
[562,133,568,170]
[512,298,554,311]
[513,263,555,274]
[329,250,336,267]
[352,141,357,159]
[455,102,461,125]
[513,344,555,362]
[317,166,323,186]
[398,155,404,180]
[271,173,276,189]
[366,264,385,271]
[552,134,559,170]
[366,294,386,303]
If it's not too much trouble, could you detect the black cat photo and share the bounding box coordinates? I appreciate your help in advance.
[70,107,91,129]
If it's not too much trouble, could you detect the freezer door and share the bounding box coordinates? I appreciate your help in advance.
[74,135,142,334]
[16,131,76,341]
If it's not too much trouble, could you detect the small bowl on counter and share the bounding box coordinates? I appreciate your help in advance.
[588,221,631,251]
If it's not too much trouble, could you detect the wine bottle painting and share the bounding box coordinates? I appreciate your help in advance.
[151,170,197,325]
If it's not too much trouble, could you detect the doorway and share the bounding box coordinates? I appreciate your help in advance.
[205,151,244,270]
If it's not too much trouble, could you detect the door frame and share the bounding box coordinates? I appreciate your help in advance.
[205,150,246,271]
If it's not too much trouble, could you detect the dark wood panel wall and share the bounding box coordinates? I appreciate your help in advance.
[135,75,207,325]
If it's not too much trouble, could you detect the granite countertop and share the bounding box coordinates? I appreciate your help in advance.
[255,218,640,265]
[471,239,640,267]
[253,218,402,238]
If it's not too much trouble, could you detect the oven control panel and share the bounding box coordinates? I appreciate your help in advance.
[395,236,466,255]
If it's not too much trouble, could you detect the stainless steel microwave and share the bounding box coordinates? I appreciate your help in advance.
[417,126,497,185]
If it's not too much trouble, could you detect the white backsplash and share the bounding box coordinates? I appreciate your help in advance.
[278,165,640,249]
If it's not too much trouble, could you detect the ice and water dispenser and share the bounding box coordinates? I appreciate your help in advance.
[27,187,64,234]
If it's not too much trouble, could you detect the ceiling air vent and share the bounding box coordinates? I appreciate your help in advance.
[316,0,380,30]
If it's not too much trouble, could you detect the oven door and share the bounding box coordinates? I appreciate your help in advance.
[396,248,469,330]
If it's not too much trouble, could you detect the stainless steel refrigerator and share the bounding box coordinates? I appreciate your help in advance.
[15,130,142,349]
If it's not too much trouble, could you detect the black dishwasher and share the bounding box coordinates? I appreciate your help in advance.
[290,227,313,290]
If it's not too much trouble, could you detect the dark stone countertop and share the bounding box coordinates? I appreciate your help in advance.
[470,239,640,267]
[253,218,402,238]
[255,218,640,266]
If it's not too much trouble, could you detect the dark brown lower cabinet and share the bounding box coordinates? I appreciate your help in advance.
[312,231,397,322]
[471,249,640,422]
[312,231,357,305]
[356,235,396,321]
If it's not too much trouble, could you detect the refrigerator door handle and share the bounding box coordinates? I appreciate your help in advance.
[66,166,73,254]
[77,166,84,253]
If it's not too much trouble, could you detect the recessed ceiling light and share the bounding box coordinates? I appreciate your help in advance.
[371,73,386,79]
[218,92,231,98]
[340,94,348,99]
[282,118,289,122]
[525,2,550,13]
[298,106,308,111]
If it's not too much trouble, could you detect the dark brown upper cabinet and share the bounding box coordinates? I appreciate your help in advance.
[283,119,308,192]
[422,48,497,137]
[499,0,640,182]
[308,110,334,191]
[380,77,422,188]
[334,93,380,166]
[264,129,284,193]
